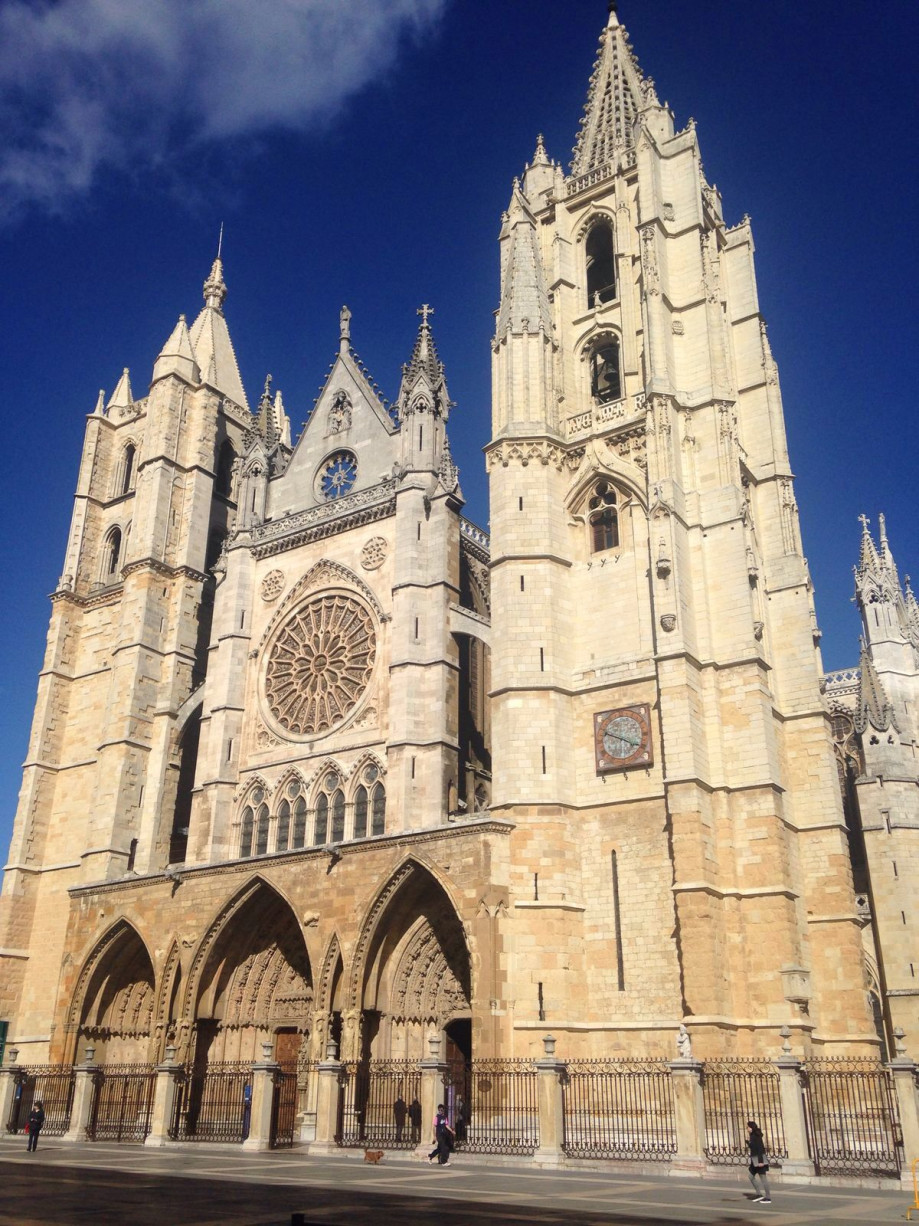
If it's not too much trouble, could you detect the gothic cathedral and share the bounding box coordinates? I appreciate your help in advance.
[1,6,915,1093]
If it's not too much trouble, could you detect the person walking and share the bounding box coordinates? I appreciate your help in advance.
[26,1100,45,1153]
[428,1103,454,1166]
[747,1120,771,1204]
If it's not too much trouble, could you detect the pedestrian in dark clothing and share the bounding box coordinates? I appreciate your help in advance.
[747,1120,771,1203]
[26,1101,45,1152]
[408,1097,422,1142]
[428,1103,454,1166]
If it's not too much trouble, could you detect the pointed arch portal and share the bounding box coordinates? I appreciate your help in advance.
[351,861,472,1060]
[71,921,156,1064]
[189,880,313,1065]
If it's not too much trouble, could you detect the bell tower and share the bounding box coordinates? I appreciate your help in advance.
[486,5,875,1054]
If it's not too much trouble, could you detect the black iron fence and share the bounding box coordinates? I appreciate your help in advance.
[804,1059,901,1177]
[451,1060,539,1155]
[86,1064,156,1142]
[6,1066,75,1137]
[170,1062,252,1142]
[702,1060,786,1166]
[562,1059,676,1160]
[338,1060,422,1149]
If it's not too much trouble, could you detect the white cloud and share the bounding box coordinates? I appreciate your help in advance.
[0,0,447,219]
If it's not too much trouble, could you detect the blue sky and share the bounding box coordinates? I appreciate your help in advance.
[0,0,916,859]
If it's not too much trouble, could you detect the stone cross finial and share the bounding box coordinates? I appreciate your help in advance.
[417,304,434,327]
[858,513,870,533]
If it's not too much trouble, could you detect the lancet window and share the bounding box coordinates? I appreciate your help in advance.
[115,444,136,497]
[254,803,270,856]
[586,221,616,308]
[239,805,254,857]
[354,786,368,839]
[104,527,123,579]
[330,790,345,843]
[292,797,307,849]
[588,480,620,553]
[314,793,329,845]
[276,800,290,852]
[215,439,236,498]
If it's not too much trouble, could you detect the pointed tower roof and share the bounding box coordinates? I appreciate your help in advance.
[855,513,902,607]
[253,374,279,449]
[92,388,106,417]
[854,639,900,734]
[189,256,249,411]
[496,186,552,339]
[397,305,452,418]
[106,367,134,412]
[153,316,199,386]
[571,4,645,174]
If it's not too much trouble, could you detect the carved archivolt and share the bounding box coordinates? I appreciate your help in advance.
[390,922,470,1025]
[264,594,376,736]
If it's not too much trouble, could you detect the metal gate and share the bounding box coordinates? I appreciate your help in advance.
[338,1060,421,1149]
[270,1066,298,1149]
[562,1060,676,1160]
[5,1066,75,1137]
[170,1062,252,1142]
[702,1060,786,1165]
[804,1059,901,1177]
[451,1060,539,1155]
[86,1065,156,1142]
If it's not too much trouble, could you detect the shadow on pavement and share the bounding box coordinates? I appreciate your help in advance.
[0,1160,769,1226]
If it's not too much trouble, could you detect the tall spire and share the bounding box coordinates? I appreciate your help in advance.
[189,253,249,410]
[496,186,552,339]
[254,374,279,449]
[571,5,645,174]
[106,367,134,413]
[396,305,452,423]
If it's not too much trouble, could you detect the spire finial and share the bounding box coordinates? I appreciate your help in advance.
[878,512,888,547]
[339,304,352,354]
[217,222,224,261]
[859,513,870,534]
[203,248,227,311]
[417,304,434,327]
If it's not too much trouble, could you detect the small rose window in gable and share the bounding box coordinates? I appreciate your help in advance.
[318,450,358,500]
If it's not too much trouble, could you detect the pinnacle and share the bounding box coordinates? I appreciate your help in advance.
[203,256,227,311]
[571,5,645,175]
[405,305,444,386]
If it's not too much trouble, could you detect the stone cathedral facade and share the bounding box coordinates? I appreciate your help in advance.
[1,7,915,1088]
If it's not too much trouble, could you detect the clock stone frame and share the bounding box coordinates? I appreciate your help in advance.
[594,703,653,774]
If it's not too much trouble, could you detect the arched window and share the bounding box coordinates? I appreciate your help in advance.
[589,480,619,553]
[590,339,621,404]
[330,789,345,843]
[240,806,254,857]
[104,528,122,579]
[586,222,616,307]
[276,800,290,853]
[371,784,386,836]
[314,794,328,845]
[353,786,368,839]
[292,797,307,849]
[254,803,269,856]
[215,439,236,499]
[119,444,136,496]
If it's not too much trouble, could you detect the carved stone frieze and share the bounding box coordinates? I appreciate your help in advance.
[486,440,585,473]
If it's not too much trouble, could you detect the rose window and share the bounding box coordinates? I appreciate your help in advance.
[319,450,358,500]
[265,594,375,735]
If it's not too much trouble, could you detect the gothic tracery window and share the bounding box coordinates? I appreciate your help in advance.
[314,793,328,845]
[318,450,358,500]
[276,799,290,852]
[292,796,307,849]
[589,480,620,553]
[330,789,345,843]
[264,594,376,736]
[255,803,269,855]
[371,783,386,836]
[354,786,368,839]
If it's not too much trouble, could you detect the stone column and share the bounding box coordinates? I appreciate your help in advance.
[773,1048,814,1177]
[668,1059,706,1173]
[534,1034,566,1167]
[309,1039,343,1156]
[889,1031,919,1185]
[414,1033,448,1159]
[243,1041,281,1152]
[62,1055,100,1143]
[0,1051,22,1134]
[145,1044,183,1147]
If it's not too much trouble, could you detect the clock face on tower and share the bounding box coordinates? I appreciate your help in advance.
[594,704,653,773]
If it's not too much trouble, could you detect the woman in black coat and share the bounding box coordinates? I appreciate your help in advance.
[747,1120,771,1203]
[26,1100,45,1152]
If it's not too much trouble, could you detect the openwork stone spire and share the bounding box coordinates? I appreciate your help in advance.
[571,6,645,174]
[397,305,451,420]
[254,374,279,449]
[854,639,900,734]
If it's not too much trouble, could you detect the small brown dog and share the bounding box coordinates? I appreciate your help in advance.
[363,1149,384,1164]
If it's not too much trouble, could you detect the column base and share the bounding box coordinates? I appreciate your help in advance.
[307,1140,342,1157]
[144,1134,173,1148]
[60,1128,87,1144]
[533,1145,565,1167]
[668,1154,707,1176]
[241,1136,272,1152]
[779,1159,815,1178]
